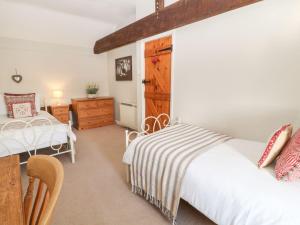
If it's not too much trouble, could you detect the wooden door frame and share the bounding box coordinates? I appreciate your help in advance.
[138,30,176,131]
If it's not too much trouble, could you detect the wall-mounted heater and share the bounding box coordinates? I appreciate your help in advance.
[120,102,137,130]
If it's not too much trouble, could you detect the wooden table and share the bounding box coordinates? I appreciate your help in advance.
[0,155,24,225]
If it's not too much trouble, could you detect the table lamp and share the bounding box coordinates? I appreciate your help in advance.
[52,90,63,105]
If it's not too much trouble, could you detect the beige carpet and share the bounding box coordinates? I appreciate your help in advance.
[21,125,216,225]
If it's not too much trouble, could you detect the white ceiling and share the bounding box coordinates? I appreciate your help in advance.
[0,0,137,48]
[6,0,137,27]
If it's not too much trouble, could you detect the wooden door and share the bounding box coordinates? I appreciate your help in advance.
[144,36,172,132]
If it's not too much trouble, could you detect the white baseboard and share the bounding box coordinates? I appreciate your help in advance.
[116,120,138,131]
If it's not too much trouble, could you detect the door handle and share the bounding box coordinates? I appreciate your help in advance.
[142,79,151,84]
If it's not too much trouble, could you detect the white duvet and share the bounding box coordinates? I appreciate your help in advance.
[0,111,76,157]
[124,138,300,225]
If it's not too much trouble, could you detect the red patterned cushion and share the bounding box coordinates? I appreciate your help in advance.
[286,167,300,182]
[4,93,37,118]
[258,124,292,168]
[275,129,300,180]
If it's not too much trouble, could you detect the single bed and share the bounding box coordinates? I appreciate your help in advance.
[0,94,76,164]
[123,115,299,225]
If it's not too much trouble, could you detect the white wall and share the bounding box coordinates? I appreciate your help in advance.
[0,0,111,106]
[135,0,177,20]
[0,37,109,105]
[136,0,300,141]
[136,0,154,20]
[164,0,178,7]
[107,44,137,121]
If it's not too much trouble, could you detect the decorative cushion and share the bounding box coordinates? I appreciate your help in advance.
[286,167,300,182]
[275,129,300,180]
[12,103,33,118]
[4,93,37,118]
[258,124,293,168]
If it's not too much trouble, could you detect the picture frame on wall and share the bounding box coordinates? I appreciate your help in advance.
[115,56,132,81]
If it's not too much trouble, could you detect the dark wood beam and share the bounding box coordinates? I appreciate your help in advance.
[94,0,261,54]
[156,0,165,12]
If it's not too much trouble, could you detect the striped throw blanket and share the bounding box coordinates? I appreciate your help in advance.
[130,123,232,222]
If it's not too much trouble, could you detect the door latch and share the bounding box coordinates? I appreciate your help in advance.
[142,79,151,84]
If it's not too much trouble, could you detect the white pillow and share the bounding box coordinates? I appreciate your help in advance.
[0,93,41,115]
[35,93,41,113]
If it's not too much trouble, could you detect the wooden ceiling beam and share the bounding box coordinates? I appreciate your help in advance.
[94,0,261,54]
[156,0,165,12]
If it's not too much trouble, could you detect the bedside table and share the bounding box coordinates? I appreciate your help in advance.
[50,105,70,124]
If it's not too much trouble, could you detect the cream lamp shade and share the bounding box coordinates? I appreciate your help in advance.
[52,90,63,98]
[52,90,63,105]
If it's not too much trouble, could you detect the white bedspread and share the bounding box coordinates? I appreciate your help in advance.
[181,139,300,225]
[124,132,300,225]
[0,111,76,156]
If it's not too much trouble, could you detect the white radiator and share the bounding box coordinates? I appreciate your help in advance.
[120,102,137,130]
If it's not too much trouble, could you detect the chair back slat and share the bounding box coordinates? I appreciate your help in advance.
[29,181,45,225]
[23,156,64,225]
[24,177,35,225]
[36,190,50,225]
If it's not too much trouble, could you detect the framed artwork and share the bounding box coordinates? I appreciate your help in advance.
[115,56,132,81]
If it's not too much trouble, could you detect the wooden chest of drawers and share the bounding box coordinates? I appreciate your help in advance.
[71,97,114,130]
[50,105,70,124]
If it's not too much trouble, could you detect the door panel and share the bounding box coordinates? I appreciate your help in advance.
[144,36,172,132]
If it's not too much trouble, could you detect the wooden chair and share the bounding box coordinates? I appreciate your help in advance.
[23,155,64,225]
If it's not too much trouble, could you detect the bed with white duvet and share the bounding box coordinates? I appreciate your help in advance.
[0,94,76,163]
[123,121,300,225]
[181,139,300,225]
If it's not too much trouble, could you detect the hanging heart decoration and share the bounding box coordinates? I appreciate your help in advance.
[11,69,22,83]
[12,75,23,83]
[152,56,160,65]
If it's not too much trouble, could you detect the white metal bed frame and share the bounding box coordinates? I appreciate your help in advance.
[125,113,173,146]
[124,113,177,183]
[0,115,76,165]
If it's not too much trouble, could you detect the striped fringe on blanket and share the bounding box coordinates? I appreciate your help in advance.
[130,123,232,223]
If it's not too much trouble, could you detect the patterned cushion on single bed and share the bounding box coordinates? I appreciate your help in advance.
[275,129,300,180]
[12,102,33,118]
[258,124,293,168]
[4,93,37,118]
